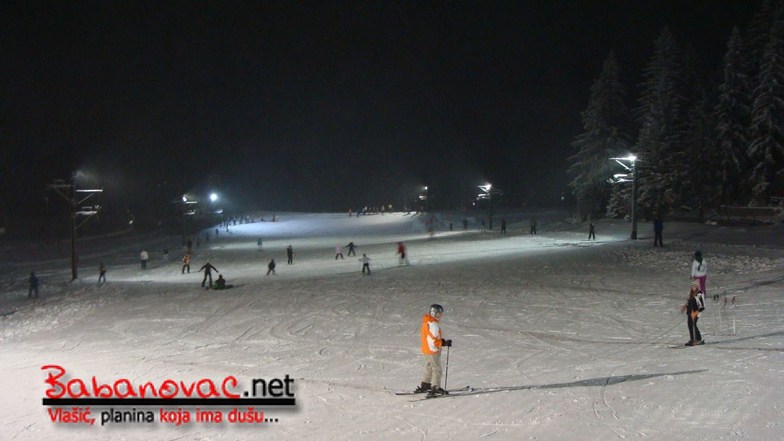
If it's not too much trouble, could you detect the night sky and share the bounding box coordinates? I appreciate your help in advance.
[1,1,764,224]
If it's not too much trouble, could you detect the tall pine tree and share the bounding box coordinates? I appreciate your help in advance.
[673,46,715,219]
[714,26,752,205]
[634,28,688,216]
[568,51,631,219]
[748,19,784,205]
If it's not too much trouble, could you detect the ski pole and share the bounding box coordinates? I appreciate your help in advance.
[443,345,450,390]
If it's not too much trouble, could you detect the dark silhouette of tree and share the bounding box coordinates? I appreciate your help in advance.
[634,28,688,215]
[568,51,632,219]
[714,26,753,205]
[748,19,784,205]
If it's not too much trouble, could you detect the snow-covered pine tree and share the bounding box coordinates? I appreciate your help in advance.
[714,26,752,205]
[568,51,632,219]
[676,47,716,222]
[748,19,784,206]
[634,28,688,216]
[605,182,631,219]
[747,0,784,78]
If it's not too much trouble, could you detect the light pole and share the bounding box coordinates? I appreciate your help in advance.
[49,174,103,280]
[419,186,429,212]
[179,195,198,245]
[477,184,502,230]
[609,155,638,240]
[630,160,638,239]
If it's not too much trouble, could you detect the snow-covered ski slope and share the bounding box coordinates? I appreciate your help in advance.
[1,212,783,440]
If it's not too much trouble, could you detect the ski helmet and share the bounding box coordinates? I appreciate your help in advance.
[429,304,444,316]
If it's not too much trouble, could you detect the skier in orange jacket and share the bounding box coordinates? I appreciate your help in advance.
[416,304,451,397]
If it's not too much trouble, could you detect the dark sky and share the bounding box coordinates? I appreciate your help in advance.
[1,1,764,219]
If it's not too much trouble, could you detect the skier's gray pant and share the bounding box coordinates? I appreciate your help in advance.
[422,353,442,387]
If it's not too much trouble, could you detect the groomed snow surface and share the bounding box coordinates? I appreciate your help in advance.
[2,211,783,441]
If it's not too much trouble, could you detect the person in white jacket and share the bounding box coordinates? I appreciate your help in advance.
[691,250,709,300]
[360,254,371,275]
[140,250,149,270]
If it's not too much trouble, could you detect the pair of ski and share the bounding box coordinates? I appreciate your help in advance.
[393,386,472,401]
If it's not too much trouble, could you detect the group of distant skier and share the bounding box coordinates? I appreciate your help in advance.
[24,216,712,358]
[118,236,412,289]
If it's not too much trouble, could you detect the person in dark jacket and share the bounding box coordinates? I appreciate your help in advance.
[588,222,596,240]
[346,242,357,256]
[29,271,39,298]
[681,282,705,346]
[653,218,664,247]
[287,245,294,264]
[98,262,107,285]
[199,262,219,288]
[214,274,233,290]
[267,258,276,275]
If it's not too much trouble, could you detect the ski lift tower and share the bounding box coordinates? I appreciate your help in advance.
[609,154,638,239]
[49,174,103,280]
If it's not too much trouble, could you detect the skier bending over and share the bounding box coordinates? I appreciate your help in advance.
[360,254,371,275]
[417,304,452,397]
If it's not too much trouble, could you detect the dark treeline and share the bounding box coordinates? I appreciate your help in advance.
[569,0,784,220]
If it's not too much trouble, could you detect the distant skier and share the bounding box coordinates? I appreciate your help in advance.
[691,250,709,300]
[501,218,507,234]
[360,253,371,275]
[653,218,664,247]
[346,242,357,256]
[140,250,149,270]
[462,218,469,231]
[182,254,191,274]
[267,258,276,275]
[287,245,294,264]
[588,222,596,240]
[335,245,344,260]
[397,242,409,265]
[28,271,39,298]
[98,262,106,285]
[530,217,537,235]
[417,304,451,397]
[257,238,263,250]
[199,262,219,288]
